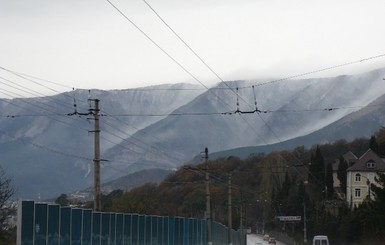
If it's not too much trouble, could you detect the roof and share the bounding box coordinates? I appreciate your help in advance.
[343,151,358,165]
[347,149,385,172]
[332,151,358,171]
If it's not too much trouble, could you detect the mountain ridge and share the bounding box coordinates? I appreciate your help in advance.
[1,68,385,199]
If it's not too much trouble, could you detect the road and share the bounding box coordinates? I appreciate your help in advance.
[247,234,287,245]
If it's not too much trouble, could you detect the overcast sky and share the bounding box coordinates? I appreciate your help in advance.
[1,0,385,96]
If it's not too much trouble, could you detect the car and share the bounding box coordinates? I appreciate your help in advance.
[268,237,276,244]
[313,235,329,245]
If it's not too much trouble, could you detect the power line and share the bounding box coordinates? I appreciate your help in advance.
[3,101,384,118]
[0,130,93,162]
[105,0,210,91]
[104,0,250,130]
[245,54,385,89]
[0,66,74,91]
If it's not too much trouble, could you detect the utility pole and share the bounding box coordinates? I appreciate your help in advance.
[228,173,232,245]
[89,99,101,211]
[205,147,212,245]
[68,97,102,211]
[240,201,243,245]
[304,202,307,244]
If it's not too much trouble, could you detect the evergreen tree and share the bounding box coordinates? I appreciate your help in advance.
[376,128,385,157]
[309,145,325,185]
[325,162,334,199]
[369,135,379,154]
[282,171,291,198]
[337,155,348,194]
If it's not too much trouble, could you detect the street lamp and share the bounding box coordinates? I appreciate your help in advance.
[303,180,308,244]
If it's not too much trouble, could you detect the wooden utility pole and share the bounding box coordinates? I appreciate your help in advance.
[205,147,212,245]
[90,99,101,211]
[228,173,232,245]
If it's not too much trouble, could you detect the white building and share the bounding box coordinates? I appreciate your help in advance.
[346,149,385,208]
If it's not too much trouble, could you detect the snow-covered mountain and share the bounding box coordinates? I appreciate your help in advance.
[1,68,385,199]
[104,68,385,176]
[0,83,203,199]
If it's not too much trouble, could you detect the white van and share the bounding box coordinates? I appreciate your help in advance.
[313,235,329,245]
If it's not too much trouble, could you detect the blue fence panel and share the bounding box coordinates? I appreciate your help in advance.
[189,218,195,245]
[138,215,146,245]
[17,200,246,245]
[82,209,92,245]
[18,200,34,245]
[71,209,82,245]
[47,204,60,245]
[163,216,169,245]
[123,214,132,245]
[176,217,184,245]
[110,213,116,245]
[34,203,48,245]
[92,212,101,245]
[60,207,71,245]
[157,216,163,245]
[145,215,151,245]
[168,217,175,245]
[150,216,158,245]
[116,213,124,245]
[101,213,111,245]
[131,214,139,245]
[183,218,189,245]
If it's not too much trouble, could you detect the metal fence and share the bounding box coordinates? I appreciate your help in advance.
[17,200,244,245]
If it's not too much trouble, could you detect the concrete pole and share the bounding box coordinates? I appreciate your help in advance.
[92,99,101,211]
[205,148,212,245]
[228,173,232,245]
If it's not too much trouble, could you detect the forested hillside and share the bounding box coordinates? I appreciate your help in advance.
[93,129,385,245]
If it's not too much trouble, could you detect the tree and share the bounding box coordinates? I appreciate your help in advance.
[369,135,379,154]
[375,128,385,157]
[325,162,334,198]
[309,145,325,185]
[55,194,70,206]
[0,165,16,244]
[337,155,348,194]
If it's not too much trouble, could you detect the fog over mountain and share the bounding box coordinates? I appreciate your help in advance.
[1,68,385,199]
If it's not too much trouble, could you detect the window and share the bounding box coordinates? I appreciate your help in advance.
[355,173,361,182]
[355,188,361,198]
[366,161,376,169]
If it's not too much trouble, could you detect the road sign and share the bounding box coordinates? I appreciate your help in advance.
[276,216,301,221]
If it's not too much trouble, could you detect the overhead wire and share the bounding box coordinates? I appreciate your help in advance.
[1,0,384,193]
[103,0,273,167]
[136,0,337,183]
[137,0,315,183]
[0,130,93,162]
[0,66,216,173]
[139,0,269,143]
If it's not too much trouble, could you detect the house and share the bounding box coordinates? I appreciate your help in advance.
[346,149,385,208]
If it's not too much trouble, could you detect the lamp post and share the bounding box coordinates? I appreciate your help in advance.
[303,180,308,244]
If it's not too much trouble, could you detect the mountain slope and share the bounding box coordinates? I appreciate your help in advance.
[207,92,385,160]
[0,83,203,199]
[1,68,385,200]
[104,68,385,174]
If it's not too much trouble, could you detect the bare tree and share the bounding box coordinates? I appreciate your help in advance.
[0,165,16,243]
